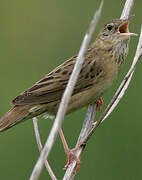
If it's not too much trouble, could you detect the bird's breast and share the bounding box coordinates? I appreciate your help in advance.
[66,57,119,114]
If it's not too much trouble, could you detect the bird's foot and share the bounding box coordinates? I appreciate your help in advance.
[95,98,104,111]
[64,148,80,172]
[59,128,84,172]
[64,142,84,172]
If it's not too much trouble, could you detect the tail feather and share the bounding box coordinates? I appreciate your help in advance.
[0,106,31,132]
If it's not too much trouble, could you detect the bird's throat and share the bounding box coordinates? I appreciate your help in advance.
[112,39,129,66]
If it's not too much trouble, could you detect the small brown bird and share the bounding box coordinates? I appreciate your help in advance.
[0,17,137,170]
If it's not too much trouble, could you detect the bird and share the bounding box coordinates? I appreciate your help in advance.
[0,17,137,171]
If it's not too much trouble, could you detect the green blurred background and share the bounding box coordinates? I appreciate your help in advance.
[0,0,142,179]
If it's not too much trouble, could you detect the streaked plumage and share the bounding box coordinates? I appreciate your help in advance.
[0,18,137,131]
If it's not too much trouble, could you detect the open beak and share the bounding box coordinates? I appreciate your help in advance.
[118,16,138,37]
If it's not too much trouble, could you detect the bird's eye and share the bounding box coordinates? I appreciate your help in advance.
[107,24,113,31]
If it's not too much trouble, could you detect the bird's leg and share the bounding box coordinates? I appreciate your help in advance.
[95,97,104,111]
[59,128,81,172]
[58,98,103,171]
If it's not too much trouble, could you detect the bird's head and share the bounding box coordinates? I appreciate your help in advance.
[96,16,137,47]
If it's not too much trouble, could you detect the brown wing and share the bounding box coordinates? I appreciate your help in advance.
[12,48,103,106]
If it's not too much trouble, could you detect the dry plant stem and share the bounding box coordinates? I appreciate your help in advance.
[63,0,137,178]
[120,0,135,19]
[63,104,97,180]
[30,1,103,180]
[33,117,57,180]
